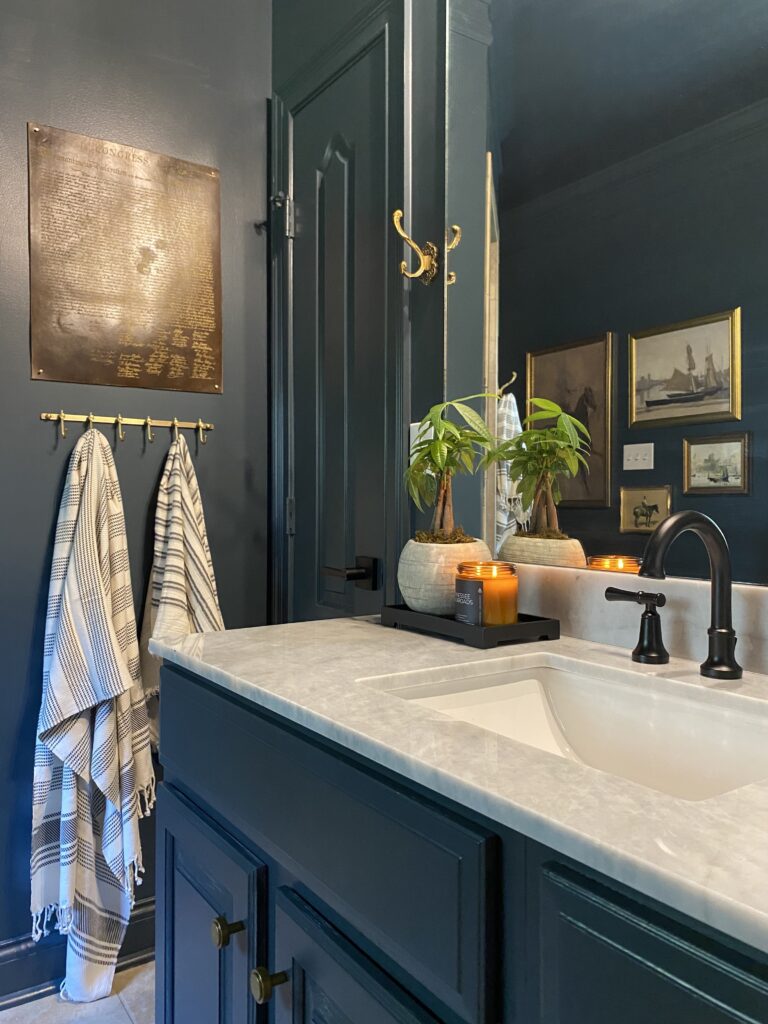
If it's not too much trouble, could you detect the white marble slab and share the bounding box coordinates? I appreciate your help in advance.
[151,618,768,955]
[516,562,768,674]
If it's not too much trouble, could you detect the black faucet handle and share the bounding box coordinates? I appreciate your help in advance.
[604,587,666,610]
[604,587,669,665]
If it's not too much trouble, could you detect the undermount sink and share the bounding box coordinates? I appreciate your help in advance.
[362,654,768,801]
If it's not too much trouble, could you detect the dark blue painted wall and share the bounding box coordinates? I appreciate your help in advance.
[0,0,270,994]
[499,100,768,584]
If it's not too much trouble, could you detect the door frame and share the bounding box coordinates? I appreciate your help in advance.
[268,3,412,623]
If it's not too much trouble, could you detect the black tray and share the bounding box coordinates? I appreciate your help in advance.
[380,604,560,649]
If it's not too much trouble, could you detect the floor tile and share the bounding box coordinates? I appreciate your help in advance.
[0,991,132,1024]
[113,963,154,1024]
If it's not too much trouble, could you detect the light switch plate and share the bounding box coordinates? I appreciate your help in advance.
[623,442,654,470]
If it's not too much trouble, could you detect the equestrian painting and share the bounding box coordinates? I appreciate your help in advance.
[526,334,613,507]
[620,485,672,533]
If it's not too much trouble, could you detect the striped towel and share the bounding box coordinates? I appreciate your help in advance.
[140,434,223,745]
[495,391,529,552]
[31,430,155,1003]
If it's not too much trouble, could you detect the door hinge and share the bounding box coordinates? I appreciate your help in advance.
[286,496,296,536]
[270,191,295,239]
[284,197,295,239]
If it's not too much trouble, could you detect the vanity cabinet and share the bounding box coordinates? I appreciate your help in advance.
[157,664,768,1024]
[532,859,768,1024]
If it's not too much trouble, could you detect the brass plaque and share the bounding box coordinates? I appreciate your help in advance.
[28,124,222,392]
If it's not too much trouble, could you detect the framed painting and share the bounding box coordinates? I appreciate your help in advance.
[527,333,613,507]
[619,485,672,534]
[683,433,750,495]
[629,308,741,428]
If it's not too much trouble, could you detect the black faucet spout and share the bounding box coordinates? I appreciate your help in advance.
[638,510,741,679]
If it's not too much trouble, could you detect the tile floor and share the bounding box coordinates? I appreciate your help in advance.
[0,962,154,1024]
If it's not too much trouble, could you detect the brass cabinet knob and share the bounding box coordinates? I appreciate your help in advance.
[250,966,289,1004]
[210,915,245,950]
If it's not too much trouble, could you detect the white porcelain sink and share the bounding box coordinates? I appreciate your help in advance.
[362,654,768,801]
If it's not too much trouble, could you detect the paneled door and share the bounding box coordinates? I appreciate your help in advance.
[270,888,440,1024]
[270,1,448,622]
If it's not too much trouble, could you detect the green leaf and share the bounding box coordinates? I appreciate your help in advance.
[453,402,492,441]
[530,396,562,413]
[430,438,448,469]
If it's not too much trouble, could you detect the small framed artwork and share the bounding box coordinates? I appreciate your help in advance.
[619,485,672,533]
[527,333,613,507]
[629,308,741,428]
[683,433,750,495]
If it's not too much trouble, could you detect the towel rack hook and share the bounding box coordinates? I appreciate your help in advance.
[172,417,180,442]
[58,410,67,439]
[145,417,154,443]
[197,418,208,446]
[116,414,126,442]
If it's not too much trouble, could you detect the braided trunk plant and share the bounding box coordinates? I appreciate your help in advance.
[486,397,591,537]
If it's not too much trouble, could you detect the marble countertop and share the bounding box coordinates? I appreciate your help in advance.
[151,618,768,954]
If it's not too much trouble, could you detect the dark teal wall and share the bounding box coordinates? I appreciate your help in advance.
[499,100,768,584]
[0,0,270,995]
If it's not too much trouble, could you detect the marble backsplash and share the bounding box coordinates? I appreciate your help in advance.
[516,563,767,674]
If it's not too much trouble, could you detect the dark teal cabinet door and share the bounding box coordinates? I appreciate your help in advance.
[272,888,440,1024]
[156,786,265,1024]
[535,861,768,1024]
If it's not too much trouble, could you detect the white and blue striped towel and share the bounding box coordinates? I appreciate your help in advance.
[140,434,223,745]
[31,429,155,1002]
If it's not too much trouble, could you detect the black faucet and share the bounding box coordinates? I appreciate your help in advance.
[638,510,742,680]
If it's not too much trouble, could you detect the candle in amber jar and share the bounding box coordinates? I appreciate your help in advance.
[456,561,518,626]
[587,555,641,574]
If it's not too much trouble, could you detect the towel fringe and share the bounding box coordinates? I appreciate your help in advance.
[138,776,156,819]
[31,903,73,942]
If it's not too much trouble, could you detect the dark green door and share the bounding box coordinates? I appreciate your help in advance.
[290,34,388,621]
[270,1,448,623]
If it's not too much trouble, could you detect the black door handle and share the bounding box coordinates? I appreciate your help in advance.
[322,556,379,591]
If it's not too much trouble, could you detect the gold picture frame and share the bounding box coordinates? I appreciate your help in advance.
[683,432,750,496]
[619,485,672,534]
[629,308,741,428]
[527,333,613,507]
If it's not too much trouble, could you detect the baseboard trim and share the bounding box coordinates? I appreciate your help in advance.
[0,897,155,1011]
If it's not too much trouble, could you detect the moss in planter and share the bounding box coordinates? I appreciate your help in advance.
[523,529,569,541]
[414,527,475,544]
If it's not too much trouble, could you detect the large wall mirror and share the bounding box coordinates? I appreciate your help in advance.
[476,0,768,584]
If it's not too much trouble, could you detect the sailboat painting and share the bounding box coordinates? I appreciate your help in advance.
[630,308,741,427]
[684,433,750,495]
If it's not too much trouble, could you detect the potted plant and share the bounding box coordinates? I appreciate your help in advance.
[398,395,495,614]
[492,397,591,568]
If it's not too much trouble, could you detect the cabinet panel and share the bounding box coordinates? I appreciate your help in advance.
[536,861,768,1024]
[156,785,265,1024]
[272,888,440,1024]
[161,666,499,1023]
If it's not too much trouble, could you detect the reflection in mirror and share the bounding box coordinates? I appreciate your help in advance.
[481,0,768,583]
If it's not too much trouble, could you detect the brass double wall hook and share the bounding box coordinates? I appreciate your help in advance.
[145,417,155,443]
[172,417,180,442]
[392,210,439,285]
[196,418,208,445]
[116,414,126,441]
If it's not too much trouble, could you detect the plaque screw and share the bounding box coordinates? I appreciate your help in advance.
[214,383,219,389]
[37,368,43,374]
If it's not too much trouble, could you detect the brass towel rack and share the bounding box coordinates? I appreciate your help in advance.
[40,411,214,445]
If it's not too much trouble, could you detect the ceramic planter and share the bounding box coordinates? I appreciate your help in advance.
[397,538,492,615]
[498,533,587,569]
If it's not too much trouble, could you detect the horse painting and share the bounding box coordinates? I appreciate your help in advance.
[633,500,659,529]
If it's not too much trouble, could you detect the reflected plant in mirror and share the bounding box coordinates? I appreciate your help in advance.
[490,399,592,568]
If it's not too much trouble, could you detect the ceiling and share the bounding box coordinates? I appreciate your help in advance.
[491,0,768,206]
